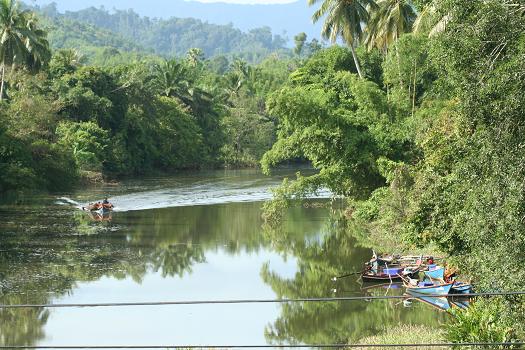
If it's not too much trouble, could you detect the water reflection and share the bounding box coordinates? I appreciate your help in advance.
[0,171,445,347]
[261,216,447,345]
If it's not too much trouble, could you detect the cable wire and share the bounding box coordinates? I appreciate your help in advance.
[0,342,524,349]
[1,291,524,309]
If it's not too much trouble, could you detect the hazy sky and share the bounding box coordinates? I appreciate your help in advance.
[193,0,296,3]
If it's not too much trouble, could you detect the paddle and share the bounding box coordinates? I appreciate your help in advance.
[332,270,364,281]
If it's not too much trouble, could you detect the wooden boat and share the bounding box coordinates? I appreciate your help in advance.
[382,254,442,269]
[405,280,454,296]
[367,253,441,271]
[82,203,114,212]
[422,266,472,295]
[361,265,420,282]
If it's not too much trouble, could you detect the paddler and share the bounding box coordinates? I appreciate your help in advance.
[102,198,114,210]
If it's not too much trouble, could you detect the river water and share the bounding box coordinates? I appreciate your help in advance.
[0,169,445,347]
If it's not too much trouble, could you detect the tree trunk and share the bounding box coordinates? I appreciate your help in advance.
[394,33,404,87]
[0,64,5,102]
[412,61,417,118]
[349,43,364,79]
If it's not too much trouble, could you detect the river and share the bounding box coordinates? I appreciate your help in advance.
[0,168,446,347]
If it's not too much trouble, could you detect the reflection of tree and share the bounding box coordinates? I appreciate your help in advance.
[125,202,269,254]
[151,244,205,278]
[261,211,446,345]
[0,295,49,346]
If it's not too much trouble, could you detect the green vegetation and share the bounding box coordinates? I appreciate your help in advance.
[445,298,518,344]
[260,0,525,343]
[0,0,295,195]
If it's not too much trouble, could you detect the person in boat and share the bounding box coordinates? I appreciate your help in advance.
[102,198,114,210]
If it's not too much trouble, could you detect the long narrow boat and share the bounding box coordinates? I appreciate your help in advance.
[83,206,113,213]
[405,281,454,296]
[361,266,420,282]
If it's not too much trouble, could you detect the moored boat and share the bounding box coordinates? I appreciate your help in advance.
[361,265,420,282]
[361,253,422,282]
[405,280,454,296]
[82,200,114,212]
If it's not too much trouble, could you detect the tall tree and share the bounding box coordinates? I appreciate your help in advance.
[0,0,50,101]
[152,59,194,106]
[365,0,417,51]
[294,32,308,56]
[186,48,204,67]
[308,0,377,78]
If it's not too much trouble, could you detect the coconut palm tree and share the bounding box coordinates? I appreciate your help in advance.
[0,0,50,101]
[308,0,377,78]
[413,3,450,37]
[364,0,417,52]
[152,59,194,106]
[50,49,84,75]
[152,59,217,119]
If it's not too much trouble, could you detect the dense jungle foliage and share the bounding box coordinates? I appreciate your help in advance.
[0,49,293,192]
[0,0,299,194]
[260,0,525,343]
[2,0,525,344]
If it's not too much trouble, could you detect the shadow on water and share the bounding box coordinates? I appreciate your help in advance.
[0,169,446,347]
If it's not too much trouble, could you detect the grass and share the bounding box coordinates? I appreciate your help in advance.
[357,324,447,349]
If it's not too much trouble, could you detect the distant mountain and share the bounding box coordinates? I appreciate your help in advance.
[30,4,301,63]
[32,0,323,41]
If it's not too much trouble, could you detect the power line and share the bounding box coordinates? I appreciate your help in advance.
[1,291,524,309]
[0,343,524,349]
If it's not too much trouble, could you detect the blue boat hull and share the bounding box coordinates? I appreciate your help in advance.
[424,267,445,280]
[406,282,454,296]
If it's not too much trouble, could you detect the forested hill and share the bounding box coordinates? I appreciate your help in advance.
[31,3,291,63]
[31,0,322,41]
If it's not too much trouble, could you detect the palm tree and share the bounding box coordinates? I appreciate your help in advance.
[364,0,417,51]
[308,0,377,78]
[413,4,450,37]
[152,59,194,106]
[51,49,84,73]
[152,59,217,119]
[0,0,50,101]
[186,48,204,67]
[22,12,51,72]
